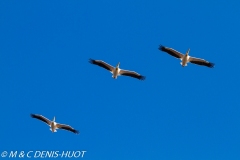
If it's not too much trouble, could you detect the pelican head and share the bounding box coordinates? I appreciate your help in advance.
[116,62,120,68]
[186,48,190,55]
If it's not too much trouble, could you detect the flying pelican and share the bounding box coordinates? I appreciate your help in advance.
[158,45,215,68]
[30,114,79,134]
[89,59,146,80]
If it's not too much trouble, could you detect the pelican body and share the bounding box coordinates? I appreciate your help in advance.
[180,49,190,67]
[50,117,57,132]
[112,62,120,79]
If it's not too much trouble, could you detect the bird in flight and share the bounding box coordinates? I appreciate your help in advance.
[89,59,146,80]
[158,45,214,68]
[31,114,79,134]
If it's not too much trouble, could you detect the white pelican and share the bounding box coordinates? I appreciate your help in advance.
[31,114,79,134]
[89,59,146,80]
[158,45,215,68]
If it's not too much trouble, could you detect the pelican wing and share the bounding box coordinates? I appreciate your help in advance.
[56,123,79,134]
[119,69,146,80]
[89,59,114,72]
[189,57,214,68]
[158,45,184,59]
[31,114,51,125]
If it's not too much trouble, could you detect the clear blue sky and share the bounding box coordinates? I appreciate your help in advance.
[0,0,240,159]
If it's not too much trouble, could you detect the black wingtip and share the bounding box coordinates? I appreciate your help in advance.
[74,130,80,134]
[139,76,146,80]
[89,58,94,64]
[209,62,215,68]
[30,114,35,118]
[158,44,164,51]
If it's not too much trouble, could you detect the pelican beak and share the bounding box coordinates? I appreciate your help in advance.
[186,49,190,55]
[117,62,120,68]
[53,116,55,122]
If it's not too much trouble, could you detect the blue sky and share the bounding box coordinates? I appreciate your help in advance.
[0,0,240,159]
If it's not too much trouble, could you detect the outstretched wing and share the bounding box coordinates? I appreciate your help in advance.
[119,69,146,80]
[31,114,51,125]
[158,45,184,59]
[56,123,79,134]
[189,57,214,68]
[89,59,114,72]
